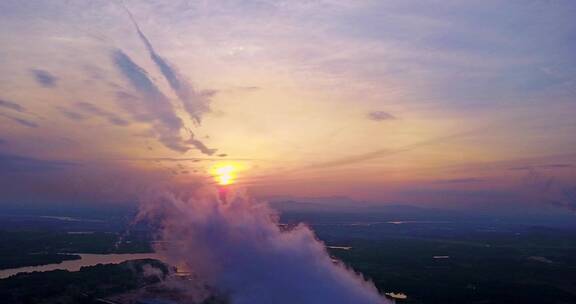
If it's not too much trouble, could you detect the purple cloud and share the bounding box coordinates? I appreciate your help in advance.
[367,111,396,121]
[0,99,25,113]
[31,69,58,87]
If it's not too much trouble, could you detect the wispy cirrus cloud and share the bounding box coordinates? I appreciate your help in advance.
[58,102,130,126]
[186,136,216,156]
[123,4,211,125]
[0,98,37,128]
[75,102,130,126]
[118,5,216,155]
[509,163,574,171]
[433,178,483,184]
[367,111,396,121]
[112,49,215,154]
[56,106,86,121]
[0,99,26,113]
[112,49,186,151]
[0,153,76,172]
[305,129,480,171]
[0,113,38,128]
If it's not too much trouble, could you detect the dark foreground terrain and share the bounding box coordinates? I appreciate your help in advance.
[323,225,576,304]
[282,203,576,304]
[0,259,168,304]
[1,203,575,304]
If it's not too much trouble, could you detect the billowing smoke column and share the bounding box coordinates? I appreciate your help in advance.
[137,187,388,304]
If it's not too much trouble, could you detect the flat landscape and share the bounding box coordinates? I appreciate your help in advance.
[1,204,575,304]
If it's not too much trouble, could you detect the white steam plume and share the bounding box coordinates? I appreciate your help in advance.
[137,187,388,304]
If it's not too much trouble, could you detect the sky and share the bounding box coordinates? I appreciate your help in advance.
[0,0,575,211]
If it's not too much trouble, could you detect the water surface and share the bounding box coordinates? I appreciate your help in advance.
[0,253,162,279]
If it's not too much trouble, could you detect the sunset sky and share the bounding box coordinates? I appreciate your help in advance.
[1,0,575,210]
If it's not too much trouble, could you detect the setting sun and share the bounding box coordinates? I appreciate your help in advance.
[213,164,238,186]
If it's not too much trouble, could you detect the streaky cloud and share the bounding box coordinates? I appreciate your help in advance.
[305,129,481,171]
[0,99,26,113]
[0,112,39,128]
[367,111,396,121]
[187,135,217,156]
[538,163,574,169]
[433,178,483,184]
[57,106,86,121]
[115,91,155,123]
[0,153,76,172]
[122,4,211,124]
[112,49,185,151]
[112,48,215,155]
[509,163,574,171]
[75,102,130,126]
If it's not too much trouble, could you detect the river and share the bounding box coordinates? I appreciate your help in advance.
[0,253,162,279]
